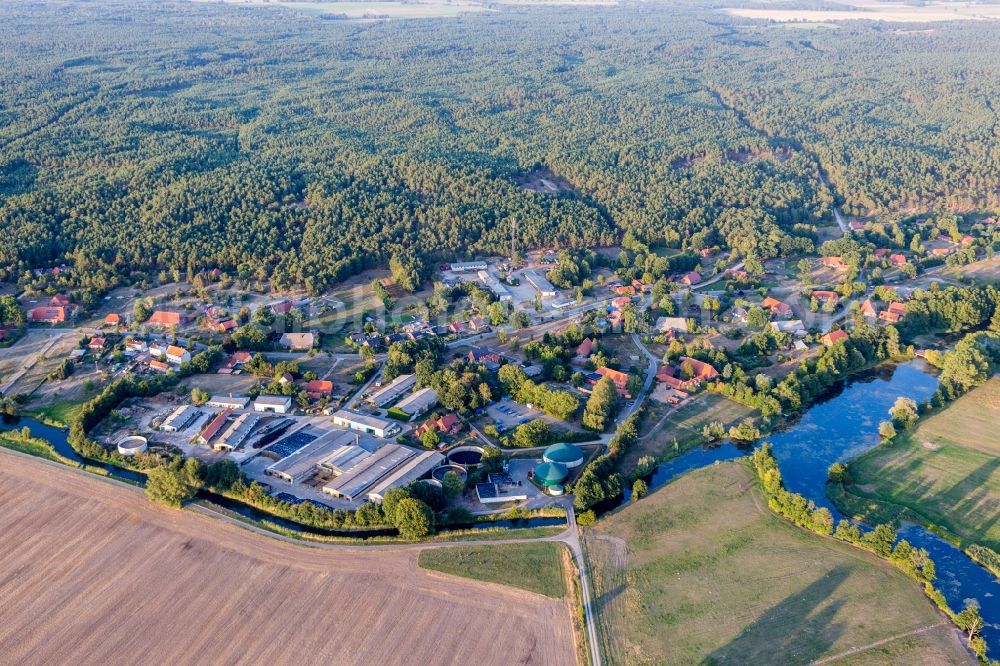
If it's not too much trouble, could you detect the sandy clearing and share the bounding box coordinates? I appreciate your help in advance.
[725,6,1000,23]
[0,451,576,666]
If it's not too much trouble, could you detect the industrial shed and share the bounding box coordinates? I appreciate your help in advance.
[322,444,416,501]
[367,374,416,407]
[366,451,445,502]
[392,388,439,419]
[161,405,200,432]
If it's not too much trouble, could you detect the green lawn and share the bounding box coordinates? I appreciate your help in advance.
[418,542,567,598]
[585,461,970,665]
[0,433,62,462]
[833,377,1000,550]
[28,400,85,428]
[624,393,754,470]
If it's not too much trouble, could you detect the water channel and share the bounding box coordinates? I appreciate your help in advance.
[610,361,1000,652]
[0,417,563,539]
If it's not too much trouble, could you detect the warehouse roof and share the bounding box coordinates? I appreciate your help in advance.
[322,444,417,500]
[366,451,445,502]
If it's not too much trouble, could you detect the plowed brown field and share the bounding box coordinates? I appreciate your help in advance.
[0,451,575,666]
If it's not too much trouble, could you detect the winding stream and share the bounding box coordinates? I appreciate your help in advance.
[4,361,998,652]
[0,418,563,539]
[612,361,1000,653]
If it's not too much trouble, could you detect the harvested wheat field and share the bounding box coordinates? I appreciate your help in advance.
[0,451,575,666]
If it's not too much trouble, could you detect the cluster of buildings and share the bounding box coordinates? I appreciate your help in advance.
[262,427,444,504]
[28,294,76,324]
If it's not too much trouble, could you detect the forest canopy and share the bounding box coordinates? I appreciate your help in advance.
[1,0,998,293]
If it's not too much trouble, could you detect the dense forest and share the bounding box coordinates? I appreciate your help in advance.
[2,0,999,293]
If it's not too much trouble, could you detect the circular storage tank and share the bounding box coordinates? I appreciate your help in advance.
[533,461,568,487]
[447,445,484,467]
[117,435,148,456]
[432,464,468,482]
[548,484,565,497]
[542,442,585,469]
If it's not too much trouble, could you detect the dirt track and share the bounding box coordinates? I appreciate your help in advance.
[0,451,576,666]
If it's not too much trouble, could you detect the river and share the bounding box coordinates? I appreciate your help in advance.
[610,361,1000,654]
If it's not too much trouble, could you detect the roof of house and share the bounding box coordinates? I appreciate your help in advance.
[596,366,629,385]
[576,337,594,358]
[105,313,121,324]
[679,356,719,380]
[306,380,334,395]
[165,345,187,357]
[821,329,849,346]
[860,299,877,317]
[812,290,839,302]
[149,359,170,371]
[148,311,184,326]
[680,271,702,284]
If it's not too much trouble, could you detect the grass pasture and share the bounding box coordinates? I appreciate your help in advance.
[418,542,567,598]
[626,393,754,469]
[944,256,1000,285]
[834,377,1000,550]
[584,461,970,665]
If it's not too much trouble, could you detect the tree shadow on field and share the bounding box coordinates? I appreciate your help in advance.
[701,565,852,666]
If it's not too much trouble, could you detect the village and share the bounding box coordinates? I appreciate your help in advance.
[1,212,999,520]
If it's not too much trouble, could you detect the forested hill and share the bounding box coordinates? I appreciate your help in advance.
[1,0,998,293]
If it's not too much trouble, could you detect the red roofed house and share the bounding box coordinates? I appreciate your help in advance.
[612,285,636,297]
[29,305,73,324]
[820,329,849,346]
[468,316,489,331]
[415,413,462,437]
[850,220,864,231]
[860,298,878,320]
[306,379,334,399]
[961,235,975,246]
[575,337,594,360]
[680,356,719,382]
[147,310,189,328]
[822,256,846,269]
[88,337,106,350]
[165,345,191,365]
[761,297,793,319]
[931,248,951,257]
[658,357,719,391]
[631,279,651,293]
[596,366,631,397]
[879,302,907,324]
[812,290,839,306]
[149,359,170,373]
[611,296,633,309]
[49,294,71,307]
[270,300,294,315]
[104,313,122,327]
[679,271,702,286]
[889,254,908,267]
[448,321,466,334]
[874,248,889,257]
